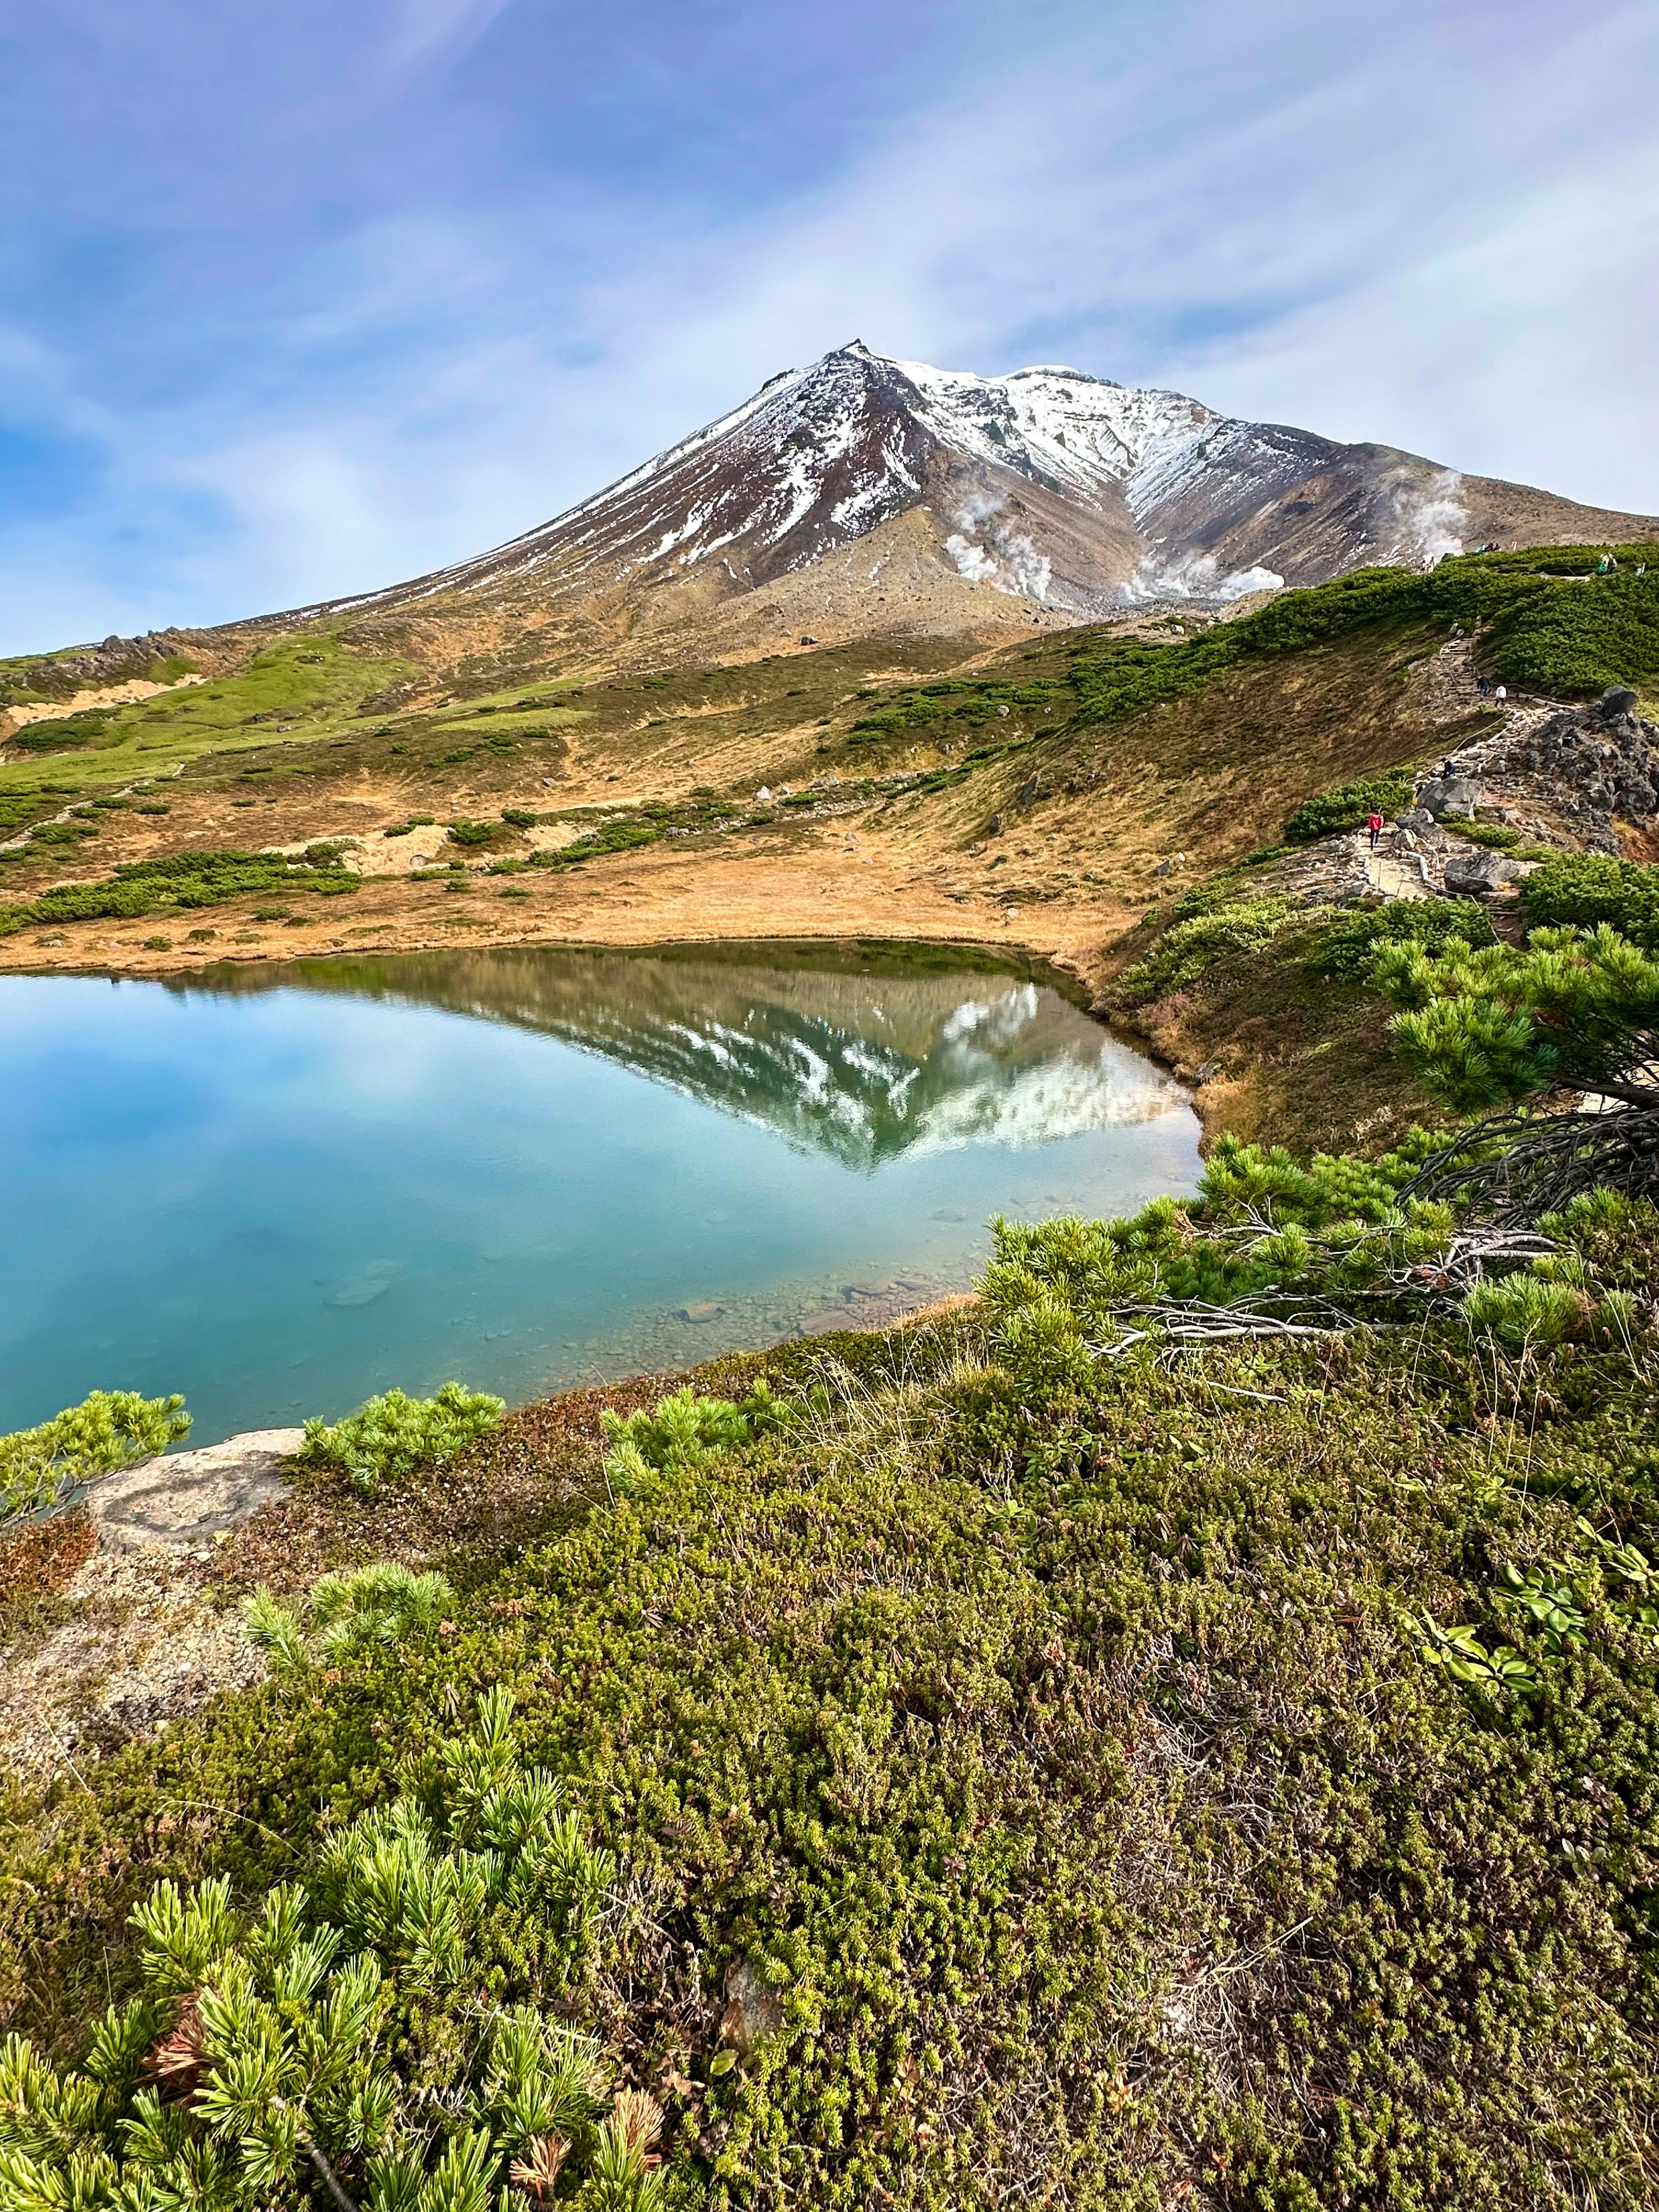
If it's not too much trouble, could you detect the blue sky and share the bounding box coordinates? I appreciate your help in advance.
[2,0,1656,650]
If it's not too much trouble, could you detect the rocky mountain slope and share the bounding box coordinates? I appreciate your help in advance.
[261,341,1659,675]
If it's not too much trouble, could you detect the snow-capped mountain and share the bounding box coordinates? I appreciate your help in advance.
[311,342,1658,647]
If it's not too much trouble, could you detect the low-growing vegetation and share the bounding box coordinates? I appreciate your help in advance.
[1068,544,1659,731]
[0,1390,191,1525]
[296,1383,506,1495]
[0,848,361,938]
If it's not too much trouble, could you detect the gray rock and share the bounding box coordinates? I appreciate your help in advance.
[720,1957,786,2056]
[1420,778,1480,820]
[1598,687,1640,720]
[1396,807,1434,833]
[90,1429,302,1552]
[679,1300,724,1323]
[1443,849,1524,895]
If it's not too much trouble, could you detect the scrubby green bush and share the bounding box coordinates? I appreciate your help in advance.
[296,1383,505,1495]
[1067,543,1659,735]
[1378,921,1659,1112]
[0,1693,639,2212]
[601,1380,788,1493]
[1438,814,1522,852]
[0,848,359,941]
[445,817,497,847]
[1310,894,1495,979]
[1114,895,1301,1004]
[1462,1271,1592,1348]
[1281,771,1416,845]
[0,1389,191,1523]
[242,1563,456,1678]
[1520,854,1659,950]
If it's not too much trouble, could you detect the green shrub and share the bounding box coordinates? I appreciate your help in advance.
[1520,854,1659,950]
[242,1562,455,1678]
[601,1381,788,1493]
[0,1389,191,1524]
[1310,895,1495,979]
[1282,771,1416,845]
[1114,895,1300,1005]
[1462,1271,1592,1348]
[1438,815,1521,852]
[0,848,359,941]
[1378,921,1659,1111]
[296,1383,505,1494]
[1068,543,1659,734]
[0,1693,633,2211]
[447,818,498,847]
[1486,563,1659,695]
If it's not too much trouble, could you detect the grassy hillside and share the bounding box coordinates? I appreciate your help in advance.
[10,543,1652,982]
[4,1169,1658,2209]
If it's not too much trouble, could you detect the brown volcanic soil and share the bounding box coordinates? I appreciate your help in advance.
[0,612,1495,1011]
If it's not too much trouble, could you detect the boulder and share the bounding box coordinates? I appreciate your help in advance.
[1598,686,1640,721]
[89,1429,302,1552]
[1420,777,1480,820]
[1443,848,1523,896]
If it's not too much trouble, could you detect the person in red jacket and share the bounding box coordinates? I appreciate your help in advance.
[1367,810,1384,851]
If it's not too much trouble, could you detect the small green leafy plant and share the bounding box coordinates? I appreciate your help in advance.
[0,1693,642,2212]
[0,1389,191,1525]
[242,1562,457,1678]
[296,1384,505,1496]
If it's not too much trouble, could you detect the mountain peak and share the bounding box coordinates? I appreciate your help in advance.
[311,346,1659,652]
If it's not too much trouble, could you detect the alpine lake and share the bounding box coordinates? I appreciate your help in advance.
[0,940,1201,1444]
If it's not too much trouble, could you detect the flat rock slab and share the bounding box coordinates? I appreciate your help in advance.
[89,1428,305,1552]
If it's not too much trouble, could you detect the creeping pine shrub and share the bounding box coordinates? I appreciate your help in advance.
[0,1692,652,2212]
[981,1133,1462,1358]
[1520,854,1659,951]
[1281,770,1416,845]
[242,1562,456,1679]
[601,1380,788,1494]
[0,848,359,941]
[0,1389,191,1524]
[1459,1261,1636,1350]
[1309,895,1495,979]
[296,1383,504,1495]
[1114,895,1301,1005]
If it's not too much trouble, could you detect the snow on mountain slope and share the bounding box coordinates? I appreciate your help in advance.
[307,341,1659,646]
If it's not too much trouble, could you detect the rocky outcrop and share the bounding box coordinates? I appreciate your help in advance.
[0,630,197,705]
[1467,687,1659,852]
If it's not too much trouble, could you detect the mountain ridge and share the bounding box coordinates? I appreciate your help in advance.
[254,340,1659,676]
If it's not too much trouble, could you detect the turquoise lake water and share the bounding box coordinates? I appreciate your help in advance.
[0,941,1201,1445]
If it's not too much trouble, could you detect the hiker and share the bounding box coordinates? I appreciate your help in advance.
[1494,683,1507,708]
[1476,674,1490,698]
[1367,810,1384,852]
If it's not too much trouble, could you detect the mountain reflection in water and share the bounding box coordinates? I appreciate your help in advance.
[3,941,1199,1443]
[187,941,1186,1170]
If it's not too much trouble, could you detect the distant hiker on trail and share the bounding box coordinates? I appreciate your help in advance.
[1476,674,1490,697]
[1368,810,1384,852]
[1494,683,1508,707]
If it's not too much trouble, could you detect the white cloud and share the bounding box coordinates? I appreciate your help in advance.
[1,0,1656,647]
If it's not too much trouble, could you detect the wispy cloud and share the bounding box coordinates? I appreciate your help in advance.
[0,0,1654,648]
